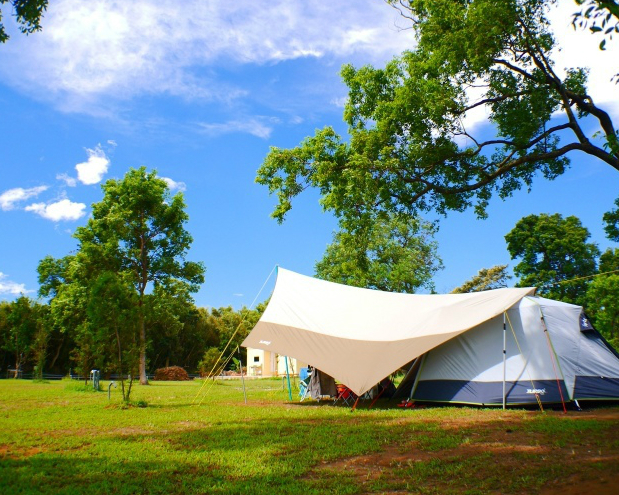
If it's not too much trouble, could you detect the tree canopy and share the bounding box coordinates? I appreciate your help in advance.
[315,213,442,293]
[74,167,205,385]
[257,0,618,225]
[0,0,47,43]
[450,265,512,293]
[586,247,619,348]
[505,213,599,304]
[602,196,619,242]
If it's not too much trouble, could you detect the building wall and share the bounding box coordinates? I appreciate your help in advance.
[246,347,307,377]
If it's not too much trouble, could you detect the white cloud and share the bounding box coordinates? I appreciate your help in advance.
[57,173,78,187]
[25,199,87,221]
[330,96,348,109]
[107,139,117,147]
[0,185,48,211]
[161,177,187,192]
[198,119,275,139]
[0,272,32,295]
[0,0,414,111]
[75,145,110,185]
[233,293,244,297]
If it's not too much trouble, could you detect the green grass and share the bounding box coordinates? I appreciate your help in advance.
[1,379,618,494]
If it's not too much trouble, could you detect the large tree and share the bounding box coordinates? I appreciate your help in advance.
[586,248,619,349]
[37,254,99,380]
[0,0,47,43]
[74,167,205,385]
[86,272,139,401]
[602,196,619,241]
[257,0,618,224]
[2,296,38,377]
[505,213,599,304]
[315,213,442,293]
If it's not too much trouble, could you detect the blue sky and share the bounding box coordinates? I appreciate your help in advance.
[0,0,617,308]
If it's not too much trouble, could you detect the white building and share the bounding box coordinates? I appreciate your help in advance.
[246,347,307,377]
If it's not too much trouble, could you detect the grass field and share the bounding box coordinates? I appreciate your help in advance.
[1,379,618,495]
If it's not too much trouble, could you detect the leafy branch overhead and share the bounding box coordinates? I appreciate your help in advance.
[572,0,619,51]
[0,0,48,43]
[257,0,619,224]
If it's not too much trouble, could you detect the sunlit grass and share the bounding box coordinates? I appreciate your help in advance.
[1,379,618,494]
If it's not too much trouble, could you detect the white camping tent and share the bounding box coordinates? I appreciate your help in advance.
[405,297,619,405]
[242,268,619,405]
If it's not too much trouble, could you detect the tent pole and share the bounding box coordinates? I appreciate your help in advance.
[409,354,427,402]
[284,356,293,401]
[288,356,297,391]
[503,312,507,410]
[393,357,418,401]
[238,347,247,405]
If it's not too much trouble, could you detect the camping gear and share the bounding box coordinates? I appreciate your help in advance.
[299,367,311,400]
[308,368,337,400]
[333,383,357,407]
[242,268,619,406]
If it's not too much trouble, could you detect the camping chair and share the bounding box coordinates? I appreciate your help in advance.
[299,367,311,401]
[333,383,357,407]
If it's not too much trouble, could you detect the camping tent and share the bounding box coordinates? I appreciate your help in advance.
[242,268,619,406]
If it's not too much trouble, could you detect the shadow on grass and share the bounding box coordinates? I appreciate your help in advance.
[3,397,618,495]
[0,416,409,495]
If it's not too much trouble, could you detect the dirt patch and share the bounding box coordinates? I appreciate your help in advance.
[108,426,163,436]
[0,444,44,459]
[312,407,619,494]
[541,475,618,495]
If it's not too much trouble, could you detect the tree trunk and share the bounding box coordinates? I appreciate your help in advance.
[14,351,20,379]
[48,334,65,372]
[139,300,148,385]
[138,227,149,386]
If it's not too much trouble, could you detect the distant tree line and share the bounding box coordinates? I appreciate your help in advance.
[0,297,262,379]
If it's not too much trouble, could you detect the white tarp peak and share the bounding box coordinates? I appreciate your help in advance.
[242,268,535,395]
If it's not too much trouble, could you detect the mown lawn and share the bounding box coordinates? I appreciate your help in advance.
[1,379,618,494]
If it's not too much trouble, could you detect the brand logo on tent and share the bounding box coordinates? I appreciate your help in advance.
[580,314,594,331]
[259,340,271,345]
[527,388,546,395]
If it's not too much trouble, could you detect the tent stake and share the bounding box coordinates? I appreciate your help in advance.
[503,312,507,410]
[284,355,293,401]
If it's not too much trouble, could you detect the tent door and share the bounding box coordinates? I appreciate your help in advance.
[392,355,424,400]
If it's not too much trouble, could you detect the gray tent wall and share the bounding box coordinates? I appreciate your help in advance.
[407,296,619,406]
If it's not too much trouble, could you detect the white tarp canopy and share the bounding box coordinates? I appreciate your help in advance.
[242,268,535,395]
